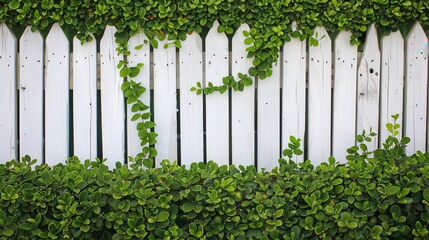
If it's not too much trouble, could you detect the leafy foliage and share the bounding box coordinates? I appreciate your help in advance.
[0,0,428,83]
[1,118,429,239]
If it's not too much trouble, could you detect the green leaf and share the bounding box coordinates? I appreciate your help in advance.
[120,67,131,77]
[131,114,141,121]
[129,67,141,78]
[121,81,131,91]
[275,209,283,218]
[244,37,253,45]
[182,202,193,213]
[348,222,358,229]
[386,186,400,196]
[156,211,169,222]
[4,229,14,237]
[8,0,20,9]
[19,223,34,230]
[372,225,383,236]
[143,158,153,168]
[149,39,158,48]
[144,122,156,128]
[423,188,429,202]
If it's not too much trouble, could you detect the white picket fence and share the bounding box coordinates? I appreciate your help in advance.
[0,22,428,170]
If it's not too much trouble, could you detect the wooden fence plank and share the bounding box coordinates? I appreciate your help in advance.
[205,21,229,165]
[231,24,255,167]
[180,32,204,166]
[127,32,151,158]
[45,23,70,165]
[19,27,44,163]
[332,31,357,163]
[357,24,381,151]
[308,26,332,165]
[73,35,97,160]
[380,31,404,144]
[282,28,306,163]
[153,39,177,166]
[0,24,17,163]
[258,58,281,171]
[100,26,125,168]
[405,23,428,153]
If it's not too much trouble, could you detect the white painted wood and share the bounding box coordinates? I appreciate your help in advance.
[153,39,177,166]
[100,26,125,168]
[179,32,204,166]
[404,23,428,154]
[19,27,44,163]
[332,31,357,163]
[380,31,404,144]
[258,57,281,171]
[0,24,17,163]
[308,26,332,165]
[282,31,306,163]
[127,31,151,158]
[205,21,229,166]
[231,24,255,167]
[357,24,381,151]
[73,35,97,160]
[45,24,70,165]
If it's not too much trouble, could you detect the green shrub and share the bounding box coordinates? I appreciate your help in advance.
[1,120,429,239]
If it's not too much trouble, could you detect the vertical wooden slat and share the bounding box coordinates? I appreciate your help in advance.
[258,57,281,171]
[127,32,151,158]
[404,23,428,153]
[205,21,229,165]
[0,24,17,162]
[19,27,44,163]
[231,24,255,167]
[100,26,125,168]
[332,31,357,163]
[153,39,177,166]
[282,27,306,163]
[73,35,97,160]
[357,24,381,150]
[380,31,404,144]
[180,32,204,166]
[45,23,70,165]
[308,26,332,165]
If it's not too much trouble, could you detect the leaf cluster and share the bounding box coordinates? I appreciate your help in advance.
[1,0,428,80]
[1,118,429,239]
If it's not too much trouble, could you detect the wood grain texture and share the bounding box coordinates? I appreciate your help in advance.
[357,24,381,151]
[332,31,357,163]
[45,23,70,165]
[282,28,306,163]
[179,32,204,166]
[231,24,255,167]
[258,57,280,171]
[0,24,17,162]
[308,26,332,165]
[205,21,229,166]
[380,31,404,144]
[19,27,44,163]
[153,39,178,166]
[404,23,428,153]
[73,34,97,160]
[100,26,125,168]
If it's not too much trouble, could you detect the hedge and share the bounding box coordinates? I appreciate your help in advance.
[1,0,428,81]
[1,124,429,240]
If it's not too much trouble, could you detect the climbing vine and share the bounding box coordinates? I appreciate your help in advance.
[1,0,428,165]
